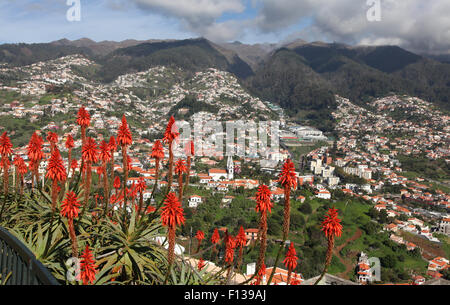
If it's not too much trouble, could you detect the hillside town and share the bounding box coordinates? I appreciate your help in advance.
[0,55,449,285]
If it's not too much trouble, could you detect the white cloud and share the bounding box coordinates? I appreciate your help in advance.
[130,0,245,40]
[251,0,450,53]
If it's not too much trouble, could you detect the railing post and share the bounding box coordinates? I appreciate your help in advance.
[0,226,59,285]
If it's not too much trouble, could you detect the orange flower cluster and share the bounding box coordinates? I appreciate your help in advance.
[235,226,247,248]
[174,159,187,175]
[14,156,27,175]
[80,245,97,285]
[151,140,164,159]
[117,115,132,147]
[283,242,298,272]
[211,228,220,245]
[163,116,179,144]
[82,138,99,163]
[321,207,343,238]
[278,158,297,189]
[99,140,111,162]
[46,149,67,182]
[61,191,81,219]
[195,230,205,243]
[65,134,74,150]
[198,258,206,271]
[161,192,185,228]
[76,106,91,128]
[255,184,272,214]
[224,232,235,264]
[0,132,13,156]
[27,132,43,162]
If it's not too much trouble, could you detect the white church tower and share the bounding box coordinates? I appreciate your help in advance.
[227,155,234,180]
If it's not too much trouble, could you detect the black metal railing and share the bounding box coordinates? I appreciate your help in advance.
[0,226,59,285]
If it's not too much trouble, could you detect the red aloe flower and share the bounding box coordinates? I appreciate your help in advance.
[255,262,266,285]
[27,132,43,188]
[135,177,146,219]
[145,206,156,214]
[82,137,98,164]
[151,140,164,159]
[255,184,273,214]
[61,191,81,219]
[96,166,104,178]
[268,159,298,285]
[163,116,179,144]
[76,106,90,146]
[235,226,247,271]
[163,116,179,191]
[314,207,343,285]
[235,226,247,248]
[61,191,81,258]
[195,230,205,243]
[46,131,58,152]
[99,140,111,163]
[148,140,164,209]
[79,245,97,285]
[290,275,302,285]
[99,140,111,208]
[211,228,220,245]
[81,138,98,209]
[65,134,74,150]
[46,148,67,211]
[255,184,272,277]
[175,159,187,201]
[0,132,13,194]
[117,115,132,147]
[161,192,185,267]
[283,242,298,284]
[198,258,206,271]
[278,158,297,189]
[161,192,185,228]
[70,159,78,170]
[108,136,117,172]
[117,115,132,214]
[0,132,13,156]
[195,230,205,253]
[46,148,67,182]
[224,233,235,264]
[211,228,221,261]
[70,159,78,179]
[321,207,343,238]
[108,136,117,152]
[13,156,27,194]
[113,176,121,192]
[174,159,187,175]
[76,106,91,127]
[279,159,297,242]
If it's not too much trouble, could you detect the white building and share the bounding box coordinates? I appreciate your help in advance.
[208,169,228,181]
[316,190,331,200]
[188,195,203,208]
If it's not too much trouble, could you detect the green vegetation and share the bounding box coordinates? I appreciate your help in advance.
[398,154,449,181]
[168,95,219,119]
[180,184,429,281]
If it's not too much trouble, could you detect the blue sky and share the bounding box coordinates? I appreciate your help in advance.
[0,0,449,54]
[0,0,319,45]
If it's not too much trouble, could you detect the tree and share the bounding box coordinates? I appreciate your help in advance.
[299,202,312,214]
[290,213,305,230]
[381,254,397,268]
[379,210,389,224]
[362,222,378,235]
[442,269,450,281]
